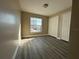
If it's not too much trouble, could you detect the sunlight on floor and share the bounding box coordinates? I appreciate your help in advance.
[19,38,35,46]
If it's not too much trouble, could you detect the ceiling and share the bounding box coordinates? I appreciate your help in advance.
[19,0,72,16]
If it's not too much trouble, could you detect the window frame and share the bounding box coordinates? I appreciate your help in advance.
[29,17,43,33]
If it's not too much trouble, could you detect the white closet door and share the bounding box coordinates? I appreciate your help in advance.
[61,11,71,41]
[48,16,59,37]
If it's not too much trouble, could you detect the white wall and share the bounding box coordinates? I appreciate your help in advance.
[0,0,21,59]
[48,16,59,37]
[61,11,71,41]
[48,11,71,41]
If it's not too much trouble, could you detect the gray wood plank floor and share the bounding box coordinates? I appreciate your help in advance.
[16,35,69,59]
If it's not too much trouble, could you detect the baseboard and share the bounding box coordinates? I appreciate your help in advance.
[22,34,49,39]
[12,46,19,59]
[60,39,69,43]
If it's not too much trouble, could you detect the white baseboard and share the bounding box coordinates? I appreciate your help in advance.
[12,46,19,59]
[22,34,49,38]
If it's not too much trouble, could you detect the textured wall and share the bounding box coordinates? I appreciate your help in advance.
[21,11,49,38]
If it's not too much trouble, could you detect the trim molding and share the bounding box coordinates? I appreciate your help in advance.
[12,46,19,59]
[22,34,49,39]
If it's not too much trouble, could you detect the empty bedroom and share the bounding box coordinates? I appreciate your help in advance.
[2,0,79,59]
[19,0,72,59]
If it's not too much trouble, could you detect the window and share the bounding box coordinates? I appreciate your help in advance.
[30,17,42,32]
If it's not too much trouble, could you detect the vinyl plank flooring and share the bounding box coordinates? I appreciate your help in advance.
[16,35,69,59]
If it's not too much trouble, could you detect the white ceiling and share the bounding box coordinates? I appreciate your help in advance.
[19,0,72,16]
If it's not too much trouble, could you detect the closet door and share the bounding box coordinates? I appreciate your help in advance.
[48,16,59,37]
[61,11,71,41]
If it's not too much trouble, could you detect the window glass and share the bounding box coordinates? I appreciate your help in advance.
[30,17,42,32]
